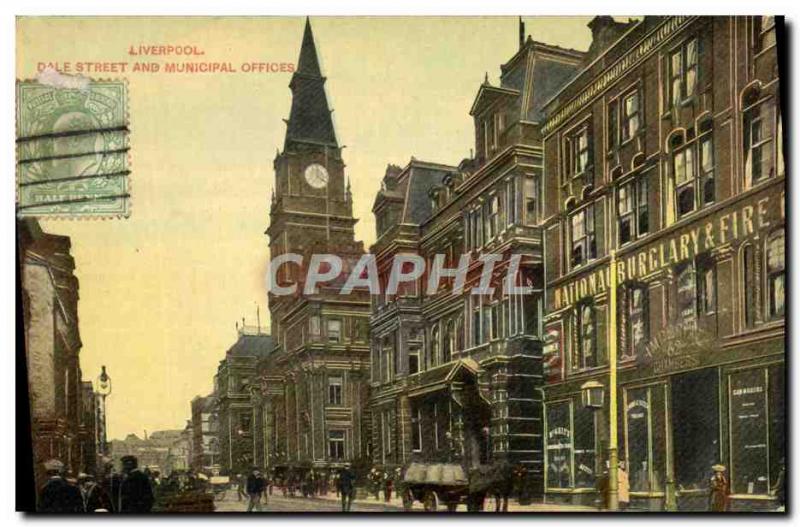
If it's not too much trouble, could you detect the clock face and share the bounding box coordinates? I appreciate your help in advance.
[304,163,329,189]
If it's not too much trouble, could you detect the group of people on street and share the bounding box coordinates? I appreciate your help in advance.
[367,467,402,502]
[38,455,154,513]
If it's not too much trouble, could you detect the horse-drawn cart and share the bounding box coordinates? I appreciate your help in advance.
[401,462,509,512]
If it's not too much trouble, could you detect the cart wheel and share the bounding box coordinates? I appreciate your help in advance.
[423,490,439,511]
[402,489,414,511]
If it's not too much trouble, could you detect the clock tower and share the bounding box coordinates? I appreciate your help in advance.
[260,18,371,471]
[267,17,363,269]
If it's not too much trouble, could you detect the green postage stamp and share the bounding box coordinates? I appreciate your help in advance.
[16,79,130,218]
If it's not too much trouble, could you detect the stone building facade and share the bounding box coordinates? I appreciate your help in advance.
[255,19,372,477]
[367,28,603,499]
[19,219,97,494]
[213,329,272,475]
[540,16,784,510]
[190,394,219,471]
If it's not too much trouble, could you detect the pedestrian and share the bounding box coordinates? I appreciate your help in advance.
[617,460,630,510]
[236,474,246,501]
[245,467,266,512]
[771,458,786,512]
[78,473,113,512]
[709,464,730,512]
[384,470,393,502]
[338,464,356,512]
[111,455,155,513]
[38,459,83,513]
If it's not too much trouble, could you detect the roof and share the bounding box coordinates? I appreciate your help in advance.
[284,18,337,149]
[226,333,274,359]
[373,158,458,225]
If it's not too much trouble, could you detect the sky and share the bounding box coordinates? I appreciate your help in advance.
[16,16,606,439]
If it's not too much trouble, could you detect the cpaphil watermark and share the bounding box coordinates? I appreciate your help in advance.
[266,253,537,297]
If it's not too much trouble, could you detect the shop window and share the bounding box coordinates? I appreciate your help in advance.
[669,38,698,107]
[766,229,785,319]
[570,205,596,268]
[744,98,776,187]
[573,405,596,489]
[618,177,649,245]
[729,368,773,495]
[327,376,343,406]
[546,401,573,489]
[328,430,345,460]
[624,385,667,493]
[672,368,720,491]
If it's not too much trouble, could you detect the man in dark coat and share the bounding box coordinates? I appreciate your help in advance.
[245,467,266,512]
[38,459,83,513]
[111,455,155,513]
[338,464,356,512]
[78,473,113,512]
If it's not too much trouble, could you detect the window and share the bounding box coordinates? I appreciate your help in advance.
[566,126,590,177]
[488,194,499,239]
[625,285,649,359]
[328,430,345,460]
[546,401,573,489]
[328,376,343,406]
[327,319,342,343]
[573,405,596,489]
[506,178,518,226]
[430,326,440,367]
[677,263,697,328]
[472,299,482,346]
[382,335,394,383]
[443,321,454,362]
[411,408,422,452]
[625,385,667,493]
[608,100,619,150]
[408,345,420,375]
[729,365,784,495]
[577,302,596,369]
[618,177,649,245]
[744,99,776,187]
[490,303,500,340]
[309,315,321,338]
[698,261,716,315]
[570,206,596,267]
[670,39,698,107]
[622,91,641,142]
[767,230,785,319]
[524,175,539,225]
[239,412,252,434]
[673,132,714,218]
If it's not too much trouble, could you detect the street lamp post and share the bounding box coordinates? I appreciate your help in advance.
[579,250,620,512]
[95,366,112,458]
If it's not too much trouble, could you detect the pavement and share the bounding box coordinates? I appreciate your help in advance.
[213,489,597,512]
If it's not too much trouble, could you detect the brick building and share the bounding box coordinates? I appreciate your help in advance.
[540,16,784,510]
[190,394,219,471]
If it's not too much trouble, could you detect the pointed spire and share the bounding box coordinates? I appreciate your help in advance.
[297,17,323,77]
[285,17,338,149]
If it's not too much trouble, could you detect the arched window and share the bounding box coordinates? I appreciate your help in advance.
[741,243,757,329]
[677,263,697,328]
[766,229,785,319]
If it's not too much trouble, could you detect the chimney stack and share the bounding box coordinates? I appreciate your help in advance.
[519,17,525,49]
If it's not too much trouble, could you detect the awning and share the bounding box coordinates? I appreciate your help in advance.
[408,358,481,398]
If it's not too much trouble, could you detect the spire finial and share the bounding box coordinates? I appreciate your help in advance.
[519,17,525,49]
